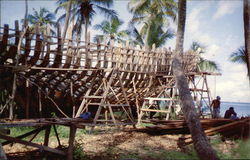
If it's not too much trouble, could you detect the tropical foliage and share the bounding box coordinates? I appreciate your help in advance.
[93,18,129,44]
[229,46,249,76]
[128,0,177,48]
[26,7,56,35]
[189,42,220,72]
[56,0,117,41]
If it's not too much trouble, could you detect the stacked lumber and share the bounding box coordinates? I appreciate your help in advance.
[137,118,250,141]
[180,118,250,145]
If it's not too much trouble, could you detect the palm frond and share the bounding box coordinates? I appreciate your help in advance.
[229,46,247,64]
[92,0,114,8]
[198,58,220,72]
[95,5,117,20]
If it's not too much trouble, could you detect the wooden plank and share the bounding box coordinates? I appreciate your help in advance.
[30,66,101,71]
[141,108,170,113]
[0,24,9,56]
[0,134,65,155]
[144,97,178,101]
[52,26,62,68]
[29,25,42,65]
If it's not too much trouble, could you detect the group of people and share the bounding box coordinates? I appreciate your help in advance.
[210,96,238,119]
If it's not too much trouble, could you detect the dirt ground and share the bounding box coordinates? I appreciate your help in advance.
[3,127,238,160]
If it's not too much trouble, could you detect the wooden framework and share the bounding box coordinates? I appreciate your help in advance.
[0,118,92,160]
[0,21,219,123]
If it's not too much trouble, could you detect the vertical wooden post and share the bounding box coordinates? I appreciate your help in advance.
[38,89,42,118]
[70,82,75,118]
[67,124,77,160]
[44,125,51,146]
[25,79,30,118]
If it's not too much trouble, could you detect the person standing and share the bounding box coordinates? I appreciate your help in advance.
[210,96,221,118]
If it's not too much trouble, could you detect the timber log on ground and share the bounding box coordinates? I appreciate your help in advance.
[134,118,250,142]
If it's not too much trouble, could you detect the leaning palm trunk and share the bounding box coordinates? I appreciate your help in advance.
[172,1,219,159]
[23,0,28,29]
[244,0,250,80]
[85,18,89,43]
[62,0,73,41]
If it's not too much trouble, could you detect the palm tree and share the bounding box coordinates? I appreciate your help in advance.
[230,46,249,77]
[56,0,117,41]
[243,0,250,78]
[128,0,177,47]
[129,25,174,48]
[23,0,28,29]
[189,42,220,72]
[26,7,56,35]
[172,1,218,159]
[93,18,129,44]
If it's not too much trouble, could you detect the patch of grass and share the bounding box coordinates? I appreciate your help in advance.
[232,138,250,159]
[9,127,34,137]
[53,125,70,138]
[159,150,197,160]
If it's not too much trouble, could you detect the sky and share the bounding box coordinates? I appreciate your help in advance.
[0,0,249,103]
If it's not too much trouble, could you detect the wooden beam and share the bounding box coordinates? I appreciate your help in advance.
[141,108,170,113]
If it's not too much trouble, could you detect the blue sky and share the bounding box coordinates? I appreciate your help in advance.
[1,0,249,103]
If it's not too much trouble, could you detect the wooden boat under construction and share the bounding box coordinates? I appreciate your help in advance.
[0,21,222,124]
[0,20,249,160]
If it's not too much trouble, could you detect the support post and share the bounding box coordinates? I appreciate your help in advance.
[25,79,30,118]
[67,124,77,160]
[44,125,51,146]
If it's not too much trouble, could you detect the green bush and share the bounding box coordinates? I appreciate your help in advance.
[73,142,86,160]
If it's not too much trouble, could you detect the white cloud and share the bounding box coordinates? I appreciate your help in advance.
[213,1,241,20]
[204,44,219,60]
[186,2,249,103]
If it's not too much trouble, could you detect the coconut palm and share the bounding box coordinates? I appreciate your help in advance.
[172,1,218,159]
[189,42,220,72]
[56,0,117,41]
[230,46,249,77]
[129,25,174,48]
[93,18,129,44]
[243,0,250,77]
[23,0,28,29]
[26,7,56,35]
[128,0,177,47]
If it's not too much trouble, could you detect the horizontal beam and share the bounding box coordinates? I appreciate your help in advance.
[144,97,178,101]
[141,108,170,113]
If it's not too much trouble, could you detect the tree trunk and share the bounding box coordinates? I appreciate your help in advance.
[85,17,89,42]
[23,0,28,29]
[244,0,250,78]
[172,1,219,160]
[62,0,73,41]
